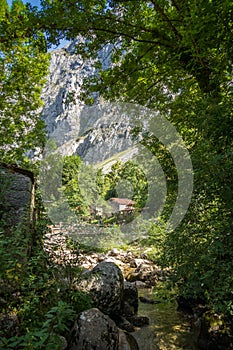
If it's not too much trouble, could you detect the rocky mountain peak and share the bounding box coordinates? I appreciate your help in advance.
[40,38,139,165]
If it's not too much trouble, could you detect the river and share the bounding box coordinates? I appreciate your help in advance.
[132,288,201,350]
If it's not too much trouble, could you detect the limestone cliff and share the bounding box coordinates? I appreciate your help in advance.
[40,39,140,165]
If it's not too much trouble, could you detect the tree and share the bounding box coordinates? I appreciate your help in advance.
[102,160,148,208]
[62,154,88,215]
[37,1,232,95]
[0,0,49,163]
[36,0,233,315]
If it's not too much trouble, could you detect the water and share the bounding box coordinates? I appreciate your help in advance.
[132,288,200,350]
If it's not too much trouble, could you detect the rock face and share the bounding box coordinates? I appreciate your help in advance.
[41,38,99,146]
[40,39,141,164]
[80,261,124,317]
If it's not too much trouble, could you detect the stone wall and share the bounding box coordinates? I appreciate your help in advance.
[0,163,35,228]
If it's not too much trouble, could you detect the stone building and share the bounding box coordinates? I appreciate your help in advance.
[0,163,35,228]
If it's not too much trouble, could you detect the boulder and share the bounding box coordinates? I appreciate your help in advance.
[123,282,138,316]
[69,308,119,350]
[79,261,124,317]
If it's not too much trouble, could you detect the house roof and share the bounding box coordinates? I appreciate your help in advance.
[109,198,135,206]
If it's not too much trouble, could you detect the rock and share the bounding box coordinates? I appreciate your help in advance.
[79,262,124,317]
[139,296,161,304]
[124,263,158,286]
[69,308,119,350]
[123,282,138,315]
[123,302,135,319]
[118,330,139,350]
[97,254,106,262]
[135,281,147,289]
[40,39,140,164]
[104,257,125,267]
[130,258,151,268]
[0,164,35,228]
[115,316,135,332]
[125,271,140,283]
[59,336,68,350]
[128,316,150,328]
[110,248,121,256]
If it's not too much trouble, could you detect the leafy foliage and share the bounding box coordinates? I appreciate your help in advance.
[0,0,49,163]
[62,154,89,215]
[0,218,92,349]
[98,160,148,208]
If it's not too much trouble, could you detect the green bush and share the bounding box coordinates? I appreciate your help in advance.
[0,219,92,349]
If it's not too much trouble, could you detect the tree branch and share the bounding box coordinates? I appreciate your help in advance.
[47,23,176,48]
[150,0,182,40]
[170,0,184,18]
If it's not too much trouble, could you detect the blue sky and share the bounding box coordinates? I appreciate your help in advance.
[7,0,41,7]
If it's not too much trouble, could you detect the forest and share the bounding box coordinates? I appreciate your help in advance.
[0,0,232,349]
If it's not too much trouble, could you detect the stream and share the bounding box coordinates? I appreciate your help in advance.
[132,288,201,350]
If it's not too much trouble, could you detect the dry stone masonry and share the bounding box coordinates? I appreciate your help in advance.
[0,163,35,228]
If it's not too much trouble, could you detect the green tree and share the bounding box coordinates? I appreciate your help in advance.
[37,0,233,315]
[62,154,88,215]
[0,0,49,163]
[104,160,148,208]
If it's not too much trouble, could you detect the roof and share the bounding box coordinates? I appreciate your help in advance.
[109,198,135,206]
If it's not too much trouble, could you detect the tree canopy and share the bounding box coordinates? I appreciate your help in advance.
[0,0,49,163]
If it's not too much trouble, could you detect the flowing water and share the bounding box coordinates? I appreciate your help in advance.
[132,288,201,350]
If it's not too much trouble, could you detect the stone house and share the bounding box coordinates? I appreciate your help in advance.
[90,198,135,222]
[0,163,35,228]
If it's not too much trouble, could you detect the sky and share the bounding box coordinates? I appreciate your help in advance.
[7,0,41,7]
[7,0,70,50]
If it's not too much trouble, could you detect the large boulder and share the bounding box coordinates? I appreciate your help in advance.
[80,261,124,317]
[68,308,140,350]
[69,308,119,350]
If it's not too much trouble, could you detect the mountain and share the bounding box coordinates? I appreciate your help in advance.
[40,38,141,165]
